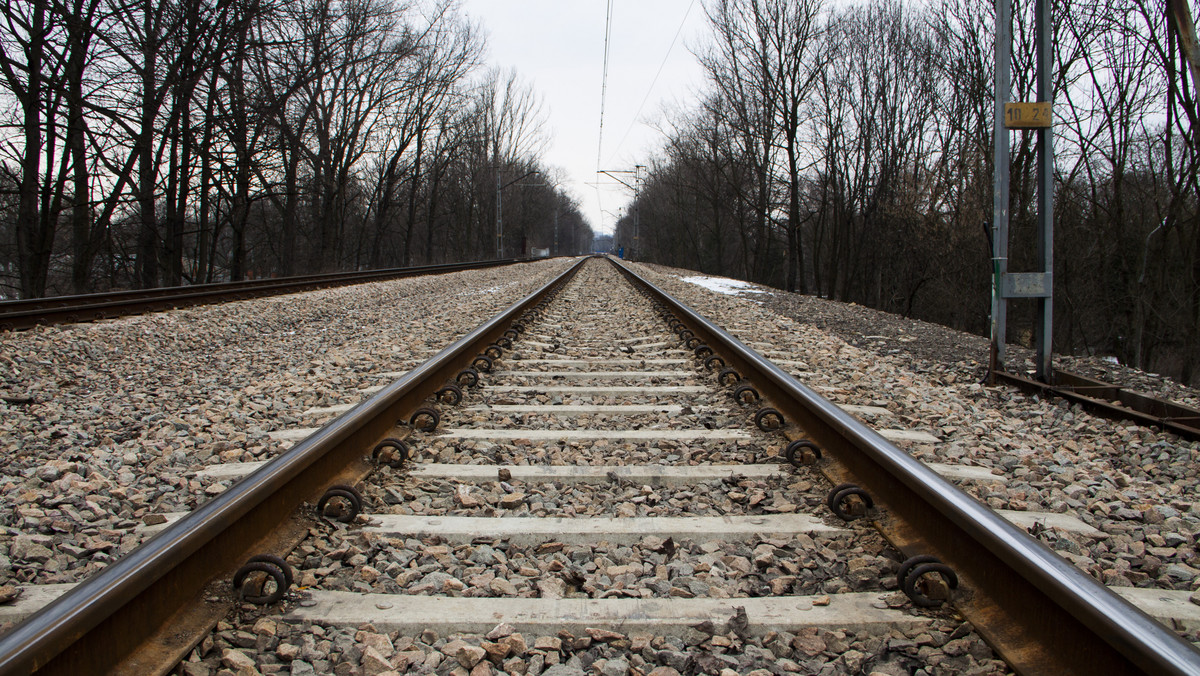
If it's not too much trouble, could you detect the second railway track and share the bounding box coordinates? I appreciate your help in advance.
[1,256,1199,675]
[0,258,532,332]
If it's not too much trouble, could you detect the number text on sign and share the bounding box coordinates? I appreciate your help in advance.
[1004,102,1052,129]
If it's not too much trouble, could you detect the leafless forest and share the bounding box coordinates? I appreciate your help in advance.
[4,0,1200,384]
[0,0,592,298]
[618,0,1200,383]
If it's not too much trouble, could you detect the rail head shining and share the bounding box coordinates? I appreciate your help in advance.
[0,258,587,675]
[608,257,1200,676]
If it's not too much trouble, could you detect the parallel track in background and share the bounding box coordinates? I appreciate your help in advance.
[0,258,532,331]
[0,256,1198,675]
[992,368,1200,442]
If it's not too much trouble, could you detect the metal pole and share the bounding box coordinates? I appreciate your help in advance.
[597,168,642,259]
[1168,0,1200,93]
[990,0,1012,379]
[1034,0,1054,382]
[632,166,640,261]
[495,170,503,260]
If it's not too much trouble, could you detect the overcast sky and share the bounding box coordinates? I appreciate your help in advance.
[459,1,710,236]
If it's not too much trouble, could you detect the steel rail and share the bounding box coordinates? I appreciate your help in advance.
[0,258,532,331]
[993,368,1200,442]
[0,257,588,675]
[609,258,1200,676]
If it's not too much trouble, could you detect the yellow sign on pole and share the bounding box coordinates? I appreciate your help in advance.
[1004,102,1052,129]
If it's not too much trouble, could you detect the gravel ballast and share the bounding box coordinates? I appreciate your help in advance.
[2,257,1197,674]
[0,260,573,590]
[180,260,1007,675]
[636,263,1200,605]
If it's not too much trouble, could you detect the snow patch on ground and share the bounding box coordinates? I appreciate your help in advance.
[680,275,770,297]
[456,282,514,297]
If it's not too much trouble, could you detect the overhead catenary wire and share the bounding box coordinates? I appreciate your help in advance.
[606,0,697,166]
[595,0,616,235]
[596,0,615,171]
[595,0,697,237]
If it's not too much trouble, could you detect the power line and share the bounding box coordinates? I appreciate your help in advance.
[606,0,697,166]
[596,0,615,170]
[594,0,616,235]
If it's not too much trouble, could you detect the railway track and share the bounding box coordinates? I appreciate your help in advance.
[1,256,1199,675]
[991,369,1200,442]
[0,258,530,332]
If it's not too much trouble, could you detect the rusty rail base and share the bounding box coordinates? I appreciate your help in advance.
[0,257,587,676]
[0,258,535,331]
[992,368,1200,441]
[609,258,1200,676]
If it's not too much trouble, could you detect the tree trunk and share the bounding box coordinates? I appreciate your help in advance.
[785,126,807,294]
[13,0,50,298]
[197,80,215,283]
[164,106,182,286]
[402,124,425,266]
[228,26,250,281]
[136,2,160,289]
[67,0,97,293]
[424,159,444,264]
[1183,216,1200,384]
[280,135,300,276]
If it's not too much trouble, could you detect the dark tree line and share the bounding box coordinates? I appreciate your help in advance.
[0,0,591,299]
[619,0,1200,384]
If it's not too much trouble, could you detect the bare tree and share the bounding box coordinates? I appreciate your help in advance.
[0,0,588,297]
[0,0,54,297]
[703,0,825,292]
[698,2,780,283]
[637,0,1200,382]
[364,3,480,267]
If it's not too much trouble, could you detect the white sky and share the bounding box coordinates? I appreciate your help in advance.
[459,0,710,236]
